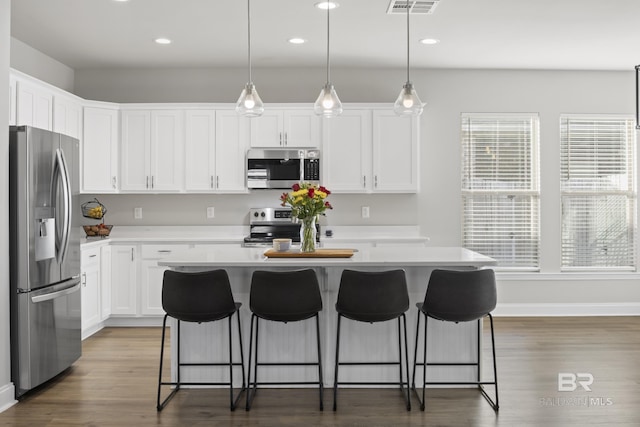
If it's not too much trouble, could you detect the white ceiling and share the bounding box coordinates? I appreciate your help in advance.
[10,0,640,71]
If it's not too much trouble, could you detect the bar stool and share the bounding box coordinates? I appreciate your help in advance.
[333,269,411,411]
[412,268,499,411]
[157,269,245,411]
[246,269,324,411]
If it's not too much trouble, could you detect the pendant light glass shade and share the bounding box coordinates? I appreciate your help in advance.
[394,82,423,116]
[236,82,264,117]
[315,1,342,117]
[236,0,264,117]
[395,0,424,117]
[314,83,342,117]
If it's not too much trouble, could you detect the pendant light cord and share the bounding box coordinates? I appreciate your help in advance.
[247,0,252,83]
[406,0,410,83]
[326,4,331,84]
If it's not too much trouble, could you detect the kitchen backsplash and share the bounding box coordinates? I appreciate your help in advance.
[81,193,419,227]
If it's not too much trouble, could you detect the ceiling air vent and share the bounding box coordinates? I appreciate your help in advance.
[386,0,441,15]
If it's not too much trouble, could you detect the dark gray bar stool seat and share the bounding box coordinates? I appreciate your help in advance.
[157,269,245,411]
[246,269,324,411]
[333,269,411,411]
[412,268,499,411]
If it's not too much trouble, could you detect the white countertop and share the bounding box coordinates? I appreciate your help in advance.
[80,225,429,248]
[157,246,496,268]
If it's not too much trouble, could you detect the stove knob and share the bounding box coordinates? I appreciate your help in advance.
[253,212,259,217]
[261,212,266,218]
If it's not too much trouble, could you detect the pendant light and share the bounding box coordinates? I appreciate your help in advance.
[314,2,342,117]
[394,0,424,116]
[236,0,264,117]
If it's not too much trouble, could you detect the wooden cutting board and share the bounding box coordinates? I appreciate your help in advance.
[264,248,355,258]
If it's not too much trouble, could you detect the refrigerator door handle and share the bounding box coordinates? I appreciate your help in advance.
[31,280,81,304]
[52,148,72,265]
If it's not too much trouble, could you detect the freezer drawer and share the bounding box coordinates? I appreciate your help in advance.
[11,279,82,398]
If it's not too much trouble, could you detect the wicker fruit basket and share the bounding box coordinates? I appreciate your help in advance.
[83,224,113,237]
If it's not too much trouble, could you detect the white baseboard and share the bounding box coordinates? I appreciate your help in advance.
[494,302,640,317]
[0,382,17,414]
[105,317,164,327]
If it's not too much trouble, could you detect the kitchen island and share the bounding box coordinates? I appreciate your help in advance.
[158,246,496,388]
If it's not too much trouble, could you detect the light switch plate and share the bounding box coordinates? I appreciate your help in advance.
[361,206,370,218]
[206,207,215,219]
[134,207,142,219]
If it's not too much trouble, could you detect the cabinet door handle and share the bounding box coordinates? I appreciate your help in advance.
[89,254,97,258]
[216,176,220,189]
[284,132,288,146]
[112,176,117,189]
[151,176,154,189]
[146,176,149,189]
[375,175,378,188]
[81,272,86,286]
[363,175,366,188]
[210,176,214,189]
[157,250,171,253]
[279,132,283,146]
[131,248,134,261]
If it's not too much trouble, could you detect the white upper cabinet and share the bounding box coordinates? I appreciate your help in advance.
[372,110,419,193]
[322,107,419,193]
[53,95,83,140]
[322,109,372,192]
[16,79,53,131]
[185,110,216,191]
[250,109,319,148]
[82,106,119,193]
[184,109,248,193]
[215,110,249,192]
[120,109,184,192]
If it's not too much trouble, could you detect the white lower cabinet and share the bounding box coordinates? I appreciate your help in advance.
[140,244,189,315]
[81,247,101,338]
[100,246,112,320]
[110,245,138,315]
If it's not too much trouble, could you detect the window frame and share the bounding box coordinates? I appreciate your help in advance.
[460,113,541,271]
[560,114,637,272]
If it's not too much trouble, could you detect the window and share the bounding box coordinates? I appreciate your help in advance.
[560,115,637,270]
[461,114,540,269]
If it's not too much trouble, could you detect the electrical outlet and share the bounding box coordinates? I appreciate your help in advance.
[361,206,370,219]
[134,207,142,219]
[206,207,215,219]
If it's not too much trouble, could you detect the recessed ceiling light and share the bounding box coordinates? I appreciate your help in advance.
[288,38,307,45]
[419,38,440,45]
[315,2,339,10]
[154,38,172,45]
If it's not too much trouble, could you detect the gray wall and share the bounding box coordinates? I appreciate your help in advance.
[10,37,74,93]
[1,0,14,411]
[74,66,640,311]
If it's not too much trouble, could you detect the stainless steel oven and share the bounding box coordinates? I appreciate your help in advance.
[247,149,320,189]
[243,207,321,247]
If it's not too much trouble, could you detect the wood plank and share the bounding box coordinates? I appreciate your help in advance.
[264,248,355,258]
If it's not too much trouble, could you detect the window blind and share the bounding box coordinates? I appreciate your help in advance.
[560,116,637,270]
[461,114,540,269]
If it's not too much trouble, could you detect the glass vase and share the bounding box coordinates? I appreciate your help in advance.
[300,216,317,253]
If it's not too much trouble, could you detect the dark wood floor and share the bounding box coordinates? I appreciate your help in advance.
[1,317,639,426]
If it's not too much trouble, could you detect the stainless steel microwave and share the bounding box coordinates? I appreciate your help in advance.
[247,149,320,189]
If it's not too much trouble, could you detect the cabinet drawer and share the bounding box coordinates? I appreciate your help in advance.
[81,247,101,266]
[140,244,189,259]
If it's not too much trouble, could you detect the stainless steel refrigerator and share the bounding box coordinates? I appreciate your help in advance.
[9,125,82,399]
